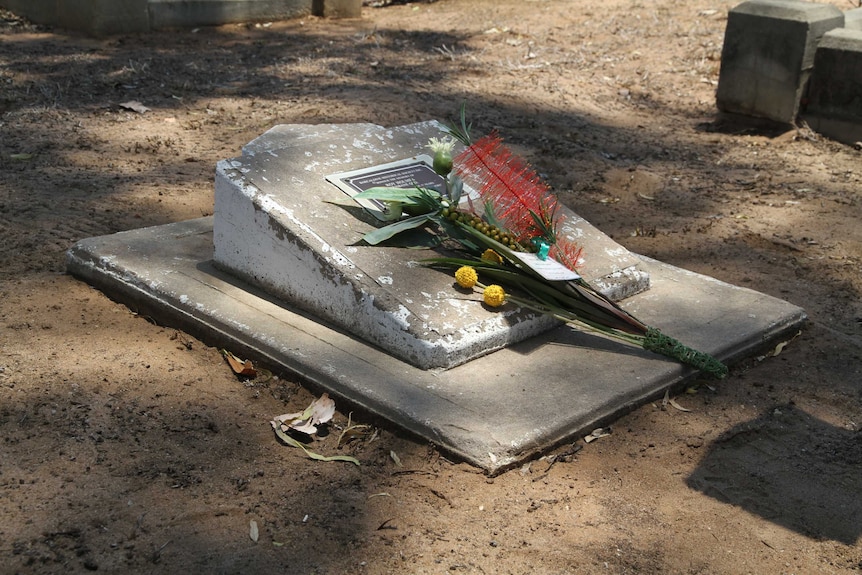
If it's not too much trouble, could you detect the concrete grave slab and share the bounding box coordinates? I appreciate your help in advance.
[716,0,844,123]
[212,122,650,370]
[65,120,807,473]
[803,28,862,146]
[66,217,806,474]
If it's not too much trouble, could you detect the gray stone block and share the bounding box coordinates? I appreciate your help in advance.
[0,0,150,35]
[148,0,310,29]
[716,0,844,123]
[312,0,361,19]
[803,28,862,145]
[0,0,358,35]
[843,8,862,31]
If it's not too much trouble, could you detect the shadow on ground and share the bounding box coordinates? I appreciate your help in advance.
[687,404,862,545]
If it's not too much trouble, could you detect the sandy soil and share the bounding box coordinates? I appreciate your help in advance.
[1,0,861,573]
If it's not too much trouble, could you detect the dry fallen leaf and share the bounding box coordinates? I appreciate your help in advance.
[221,349,257,377]
[669,397,692,412]
[336,422,374,447]
[584,427,612,443]
[770,330,802,357]
[272,393,336,436]
[119,100,151,114]
[270,416,360,466]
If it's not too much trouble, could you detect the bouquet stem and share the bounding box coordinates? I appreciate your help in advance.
[642,328,728,379]
[432,258,728,379]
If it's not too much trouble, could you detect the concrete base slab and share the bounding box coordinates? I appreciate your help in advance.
[66,218,806,473]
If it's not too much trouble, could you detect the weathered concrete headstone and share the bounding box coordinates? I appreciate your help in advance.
[716,0,844,123]
[803,28,862,145]
[213,121,650,370]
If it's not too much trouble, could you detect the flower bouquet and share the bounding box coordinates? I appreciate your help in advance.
[351,107,727,379]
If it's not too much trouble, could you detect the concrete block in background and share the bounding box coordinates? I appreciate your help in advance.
[148,0,309,29]
[0,0,361,35]
[716,0,844,123]
[843,8,862,31]
[803,28,862,145]
[312,0,362,19]
[0,0,150,35]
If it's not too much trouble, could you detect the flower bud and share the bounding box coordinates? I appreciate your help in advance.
[426,136,456,177]
[432,149,453,176]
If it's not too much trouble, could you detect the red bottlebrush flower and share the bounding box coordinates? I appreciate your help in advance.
[453,132,557,241]
[453,132,583,269]
[549,241,584,272]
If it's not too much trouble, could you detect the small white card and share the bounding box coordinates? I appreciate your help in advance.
[517,252,581,281]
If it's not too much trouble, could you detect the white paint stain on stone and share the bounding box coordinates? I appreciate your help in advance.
[352,138,383,153]
[392,305,411,328]
[605,246,629,259]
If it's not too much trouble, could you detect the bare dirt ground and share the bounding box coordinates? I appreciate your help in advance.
[1,0,861,573]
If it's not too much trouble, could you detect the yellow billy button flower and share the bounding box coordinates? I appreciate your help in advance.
[481,249,503,265]
[483,284,507,307]
[454,266,478,289]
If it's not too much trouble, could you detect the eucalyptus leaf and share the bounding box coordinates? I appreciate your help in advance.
[448,175,464,204]
[354,186,441,205]
[396,230,444,249]
[483,200,503,229]
[362,214,435,245]
[272,393,336,436]
[272,425,360,466]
